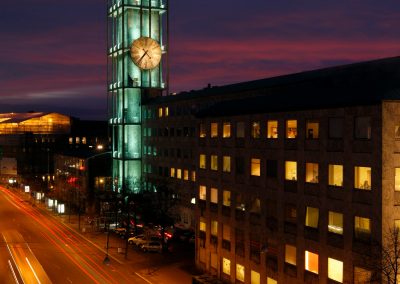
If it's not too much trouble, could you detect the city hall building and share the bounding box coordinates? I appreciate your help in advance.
[106,1,400,283]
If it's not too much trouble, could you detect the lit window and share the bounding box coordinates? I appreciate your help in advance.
[211,220,218,236]
[354,166,371,190]
[251,270,260,284]
[199,221,206,232]
[82,137,87,144]
[251,121,260,138]
[211,122,218,138]
[211,155,218,171]
[251,158,261,176]
[236,122,245,138]
[354,267,372,284]
[236,263,245,282]
[355,116,371,139]
[170,168,175,178]
[285,161,297,181]
[329,164,343,187]
[68,137,73,144]
[223,225,230,241]
[395,168,400,191]
[286,120,297,139]
[183,170,189,180]
[223,122,231,138]
[305,163,319,183]
[199,185,206,200]
[223,156,231,172]
[223,190,231,207]
[267,278,277,284]
[396,125,400,140]
[222,258,231,275]
[305,206,319,228]
[164,107,169,117]
[355,216,371,240]
[305,250,319,274]
[285,244,296,266]
[250,198,261,214]
[176,168,182,179]
[75,137,80,144]
[395,219,400,231]
[158,107,163,117]
[328,257,343,283]
[199,123,206,138]
[306,120,319,139]
[191,171,196,181]
[267,120,278,139]
[328,211,343,235]
[199,154,206,169]
[210,188,218,204]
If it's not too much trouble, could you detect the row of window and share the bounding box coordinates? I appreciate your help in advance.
[200,117,373,140]
[144,145,194,160]
[143,126,195,138]
[218,253,349,283]
[199,155,376,190]
[199,206,371,241]
[144,105,193,120]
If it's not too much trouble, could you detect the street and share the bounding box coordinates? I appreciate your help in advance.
[0,186,195,283]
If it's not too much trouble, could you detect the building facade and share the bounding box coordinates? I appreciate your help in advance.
[141,57,400,283]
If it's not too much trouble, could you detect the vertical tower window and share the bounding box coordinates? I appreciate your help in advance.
[170,167,175,178]
[236,122,245,138]
[210,188,218,204]
[285,244,297,266]
[223,190,231,207]
[285,161,297,181]
[223,122,231,138]
[199,123,206,138]
[251,121,260,138]
[267,120,278,139]
[328,211,343,235]
[211,122,218,138]
[395,168,400,191]
[199,154,206,169]
[329,164,343,187]
[328,258,343,283]
[211,155,218,171]
[305,163,319,183]
[222,258,231,275]
[158,107,163,117]
[286,120,297,139]
[211,220,218,236]
[354,166,371,190]
[251,158,261,176]
[199,185,206,200]
[306,120,319,139]
[305,250,319,274]
[236,263,245,282]
[354,216,371,240]
[305,207,319,228]
[223,156,231,172]
[164,107,169,117]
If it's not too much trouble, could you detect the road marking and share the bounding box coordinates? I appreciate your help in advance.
[26,257,41,284]
[8,259,20,284]
[134,272,153,284]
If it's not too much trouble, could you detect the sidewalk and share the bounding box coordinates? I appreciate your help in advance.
[29,195,198,284]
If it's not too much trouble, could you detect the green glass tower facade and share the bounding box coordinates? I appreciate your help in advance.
[107,0,167,194]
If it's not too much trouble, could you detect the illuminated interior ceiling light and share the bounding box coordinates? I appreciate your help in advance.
[97,145,104,150]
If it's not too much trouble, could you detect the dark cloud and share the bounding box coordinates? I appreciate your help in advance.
[0,0,399,119]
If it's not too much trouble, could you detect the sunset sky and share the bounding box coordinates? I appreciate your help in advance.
[0,0,399,119]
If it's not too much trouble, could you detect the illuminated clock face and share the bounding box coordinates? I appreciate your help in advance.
[130,37,162,70]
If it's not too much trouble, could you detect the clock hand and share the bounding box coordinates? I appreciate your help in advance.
[137,50,148,64]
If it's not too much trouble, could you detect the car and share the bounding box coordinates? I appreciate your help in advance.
[128,234,146,246]
[114,227,126,236]
[141,241,162,253]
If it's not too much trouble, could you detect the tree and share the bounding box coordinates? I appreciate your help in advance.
[357,227,400,284]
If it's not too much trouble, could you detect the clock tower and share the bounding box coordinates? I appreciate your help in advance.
[107,0,168,194]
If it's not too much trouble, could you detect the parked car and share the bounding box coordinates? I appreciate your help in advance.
[114,228,126,236]
[141,241,162,253]
[128,234,146,246]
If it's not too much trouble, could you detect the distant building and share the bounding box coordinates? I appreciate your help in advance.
[141,56,400,283]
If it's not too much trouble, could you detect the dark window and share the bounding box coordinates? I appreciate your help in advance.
[170,128,175,136]
[355,116,371,139]
[236,156,245,174]
[266,160,278,178]
[328,117,343,138]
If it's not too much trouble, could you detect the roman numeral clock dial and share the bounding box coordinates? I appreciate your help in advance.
[130,37,162,70]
